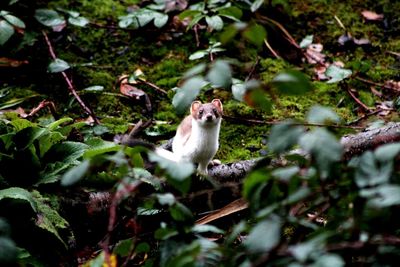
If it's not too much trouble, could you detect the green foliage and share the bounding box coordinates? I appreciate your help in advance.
[3,0,400,266]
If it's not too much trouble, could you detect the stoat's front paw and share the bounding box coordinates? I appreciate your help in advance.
[210,159,221,166]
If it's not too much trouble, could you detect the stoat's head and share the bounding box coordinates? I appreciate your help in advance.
[190,99,223,126]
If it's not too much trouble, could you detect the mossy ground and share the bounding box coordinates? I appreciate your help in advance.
[3,0,400,162]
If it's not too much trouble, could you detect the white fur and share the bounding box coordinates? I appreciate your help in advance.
[173,117,221,175]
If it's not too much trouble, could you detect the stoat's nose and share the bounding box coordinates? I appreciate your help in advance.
[205,114,213,121]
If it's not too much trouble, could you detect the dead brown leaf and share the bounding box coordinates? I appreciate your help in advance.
[361,10,384,21]
[0,57,29,67]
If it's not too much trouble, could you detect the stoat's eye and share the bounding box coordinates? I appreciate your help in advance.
[199,109,204,115]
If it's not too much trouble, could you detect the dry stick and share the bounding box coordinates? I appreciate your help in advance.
[223,114,363,129]
[23,100,58,119]
[264,39,282,59]
[42,31,100,124]
[139,79,168,95]
[346,87,373,111]
[355,76,400,92]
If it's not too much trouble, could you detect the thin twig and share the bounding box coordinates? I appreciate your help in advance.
[264,39,282,59]
[139,79,168,95]
[42,31,100,124]
[245,56,260,81]
[223,115,363,129]
[260,16,300,49]
[333,15,346,31]
[355,76,400,92]
[346,87,373,111]
[23,100,58,119]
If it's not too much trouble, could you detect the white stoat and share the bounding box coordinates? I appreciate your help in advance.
[156,99,223,175]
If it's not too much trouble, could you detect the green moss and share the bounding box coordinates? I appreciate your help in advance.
[358,90,375,107]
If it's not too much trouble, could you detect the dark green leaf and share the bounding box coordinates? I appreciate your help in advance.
[61,160,90,186]
[299,128,342,179]
[0,187,37,212]
[307,105,340,124]
[156,193,176,206]
[0,20,14,45]
[178,10,202,20]
[272,70,312,95]
[0,237,17,264]
[243,23,266,47]
[355,151,391,187]
[34,9,65,27]
[289,233,329,261]
[268,121,305,154]
[207,60,232,88]
[172,76,208,114]
[218,6,242,20]
[169,202,193,222]
[113,238,134,257]
[244,215,282,253]
[246,88,272,112]
[192,224,224,234]
[83,137,121,158]
[272,166,300,182]
[325,65,352,83]
[48,58,70,73]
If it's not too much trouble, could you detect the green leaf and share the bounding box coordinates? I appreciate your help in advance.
[272,70,312,95]
[0,187,37,212]
[268,121,305,154]
[83,137,121,158]
[153,13,168,28]
[178,10,202,20]
[272,166,300,182]
[231,79,246,101]
[289,233,329,262]
[220,24,239,44]
[34,9,65,27]
[299,35,313,48]
[247,88,273,112]
[243,23,266,46]
[148,152,194,191]
[360,184,400,208]
[83,85,104,92]
[207,60,232,88]
[187,14,206,29]
[13,126,48,150]
[156,193,176,206]
[192,224,224,234]
[44,141,89,164]
[325,65,352,83]
[307,105,340,124]
[68,16,89,27]
[299,128,342,178]
[48,58,70,73]
[311,253,345,267]
[32,191,73,248]
[61,159,90,186]
[172,76,208,114]
[354,151,391,187]
[374,143,400,162]
[113,238,134,257]
[251,0,265,12]
[169,202,193,221]
[0,20,14,45]
[46,117,73,130]
[205,15,224,31]
[183,63,206,79]
[3,14,25,28]
[188,50,208,60]
[218,6,243,21]
[118,15,135,28]
[243,168,271,202]
[244,215,282,253]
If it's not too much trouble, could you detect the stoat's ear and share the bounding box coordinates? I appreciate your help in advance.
[190,101,202,115]
[211,99,223,112]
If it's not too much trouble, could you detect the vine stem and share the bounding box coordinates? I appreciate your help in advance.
[42,31,100,124]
